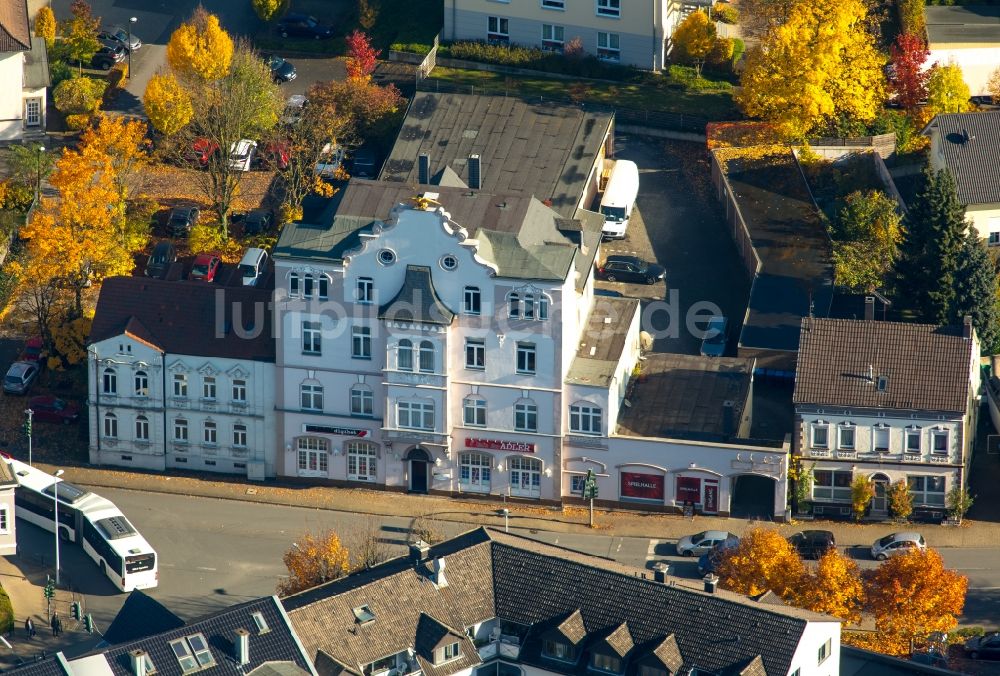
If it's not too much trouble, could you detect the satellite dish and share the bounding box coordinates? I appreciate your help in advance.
[639,331,654,351]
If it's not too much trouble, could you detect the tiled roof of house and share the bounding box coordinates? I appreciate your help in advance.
[0,0,31,52]
[283,528,832,676]
[378,266,455,325]
[0,458,18,487]
[793,318,975,412]
[381,93,613,219]
[89,277,275,363]
[4,657,71,676]
[924,111,1000,205]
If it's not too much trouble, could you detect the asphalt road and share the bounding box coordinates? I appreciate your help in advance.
[15,487,1000,642]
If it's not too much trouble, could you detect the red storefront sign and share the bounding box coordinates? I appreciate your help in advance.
[467,438,536,453]
[620,472,665,501]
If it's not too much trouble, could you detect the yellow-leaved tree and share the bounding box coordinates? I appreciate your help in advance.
[167,7,234,82]
[855,548,967,655]
[143,72,194,136]
[671,11,717,75]
[797,549,865,624]
[736,0,886,139]
[926,62,971,116]
[277,531,351,596]
[34,6,56,44]
[715,528,804,598]
[251,0,289,21]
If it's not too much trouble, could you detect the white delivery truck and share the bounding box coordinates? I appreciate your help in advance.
[600,159,639,240]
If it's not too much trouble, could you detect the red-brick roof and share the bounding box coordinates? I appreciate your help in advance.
[0,0,31,52]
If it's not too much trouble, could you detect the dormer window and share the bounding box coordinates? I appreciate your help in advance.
[543,640,577,662]
[436,641,461,664]
[590,653,622,673]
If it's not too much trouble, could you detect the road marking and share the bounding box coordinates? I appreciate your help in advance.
[646,539,660,561]
[196,566,217,572]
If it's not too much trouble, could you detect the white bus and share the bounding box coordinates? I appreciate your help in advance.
[8,457,158,592]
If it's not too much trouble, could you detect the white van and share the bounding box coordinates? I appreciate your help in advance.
[239,247,269,287]
[600,160,639,240]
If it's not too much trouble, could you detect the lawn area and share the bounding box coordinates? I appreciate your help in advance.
[426,67,739,120]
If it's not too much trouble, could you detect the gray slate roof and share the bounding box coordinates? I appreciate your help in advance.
[381,93,613,218]
[924,111,1000,205]
[926,5,1000,45]
[379,266,455,325]
[565,297,641,387]
[793,318,975,413]
[275,181,600,287]
[283,527,831,676]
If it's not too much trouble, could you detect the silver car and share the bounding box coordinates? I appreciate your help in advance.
[3,361,39,395]
[676,530,739,557]
[871,531,926,560]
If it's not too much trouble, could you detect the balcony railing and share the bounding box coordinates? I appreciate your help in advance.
[477,636,521,661]
[807,448,831,458]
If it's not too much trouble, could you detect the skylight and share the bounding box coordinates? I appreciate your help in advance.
[252,611,270,634]
[353,605,376,624]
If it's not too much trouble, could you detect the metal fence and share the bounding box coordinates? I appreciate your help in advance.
[414,75,710,133]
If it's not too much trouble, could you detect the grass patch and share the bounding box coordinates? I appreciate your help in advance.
[426,67,738,119]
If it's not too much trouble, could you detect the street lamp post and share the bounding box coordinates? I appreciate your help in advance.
[52,469,64,585]
[127,17,137,76]
[34,145,44,202]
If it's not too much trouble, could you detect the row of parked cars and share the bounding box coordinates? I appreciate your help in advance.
[146,240,270,287]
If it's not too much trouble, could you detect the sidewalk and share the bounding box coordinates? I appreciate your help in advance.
[34,463,1000,549]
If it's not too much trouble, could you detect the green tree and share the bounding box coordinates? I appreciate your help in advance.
[851,475,874,521]
[60,0,100,73]
[952,229,1000,352]
[927,62,971,116]
[894,169,968,324]
[251,0,288,21]
[832,190,903,292]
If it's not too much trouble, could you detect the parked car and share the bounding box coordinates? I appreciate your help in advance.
[350,146,377,179]
[276,13,334,39]
[189,253,221,282]
[264,54,297,83]
[596,255,666,285]
[787,530,836,560]
[697,537,740,575]
[145,240,177,277]
[18,336,44,364]
[189,138,219,167]
[261,141,290,170]
[699,316,729,357]
[3,361,39,395]
[91,39,126,69]
[239,248,269,287]
[98,26,141,52]
[965,633,1000,660]
[676,530,739,557]
[243,209,273,235]
[281,95,307,125]
[315,143,345,179]
[230,139,257,172]
[870,532,926,560]
[27,395,79,424]
[167,206,200,238]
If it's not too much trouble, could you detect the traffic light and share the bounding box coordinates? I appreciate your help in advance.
[43,582,54,600]
[23,418,31,437]
[83,614,93,633]
[70,602,81,620]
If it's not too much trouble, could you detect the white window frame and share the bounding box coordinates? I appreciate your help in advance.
[24,98,41,127]
[542,24,565,49]
[837,423,856,450]
[905,426,921,454]
[202,376,217,401]
[812,469,852,502]
[297,437,329,475]
[463,397,487,427]
[104,412,118,438]
[398,401,434,430]
[464,286,481,315]
[134,371,148,397]
[542,0,565,9]
[174,418,188,442]
[810,421,829,448]
[818,639,831,665]
[347,441,378,481]
[203,421,217,445]
[596,0,620,16]
[872,424,890,453]
[908,475,946,506]
[509,455,542,497]
[931,428,949,455]
[357,277,374,303]
[232,379,247,403]
[597,31,620,61]
[487,16,510,41]
[398,339,414,371]
[516,342,537,374]
[173,373,188,398]
[515,400,538,432]
[569,403,602,435]
[465,339,485,370]
[352,326,372,359]
[350,385,374,417]
[233,424,247,448]
[290,272,300,297]
[418,340,435,373]
[302,321,322,355]
[103,368,117,395]
[300,382,324,412]
[460,452,492,491]
[135,415,150,441]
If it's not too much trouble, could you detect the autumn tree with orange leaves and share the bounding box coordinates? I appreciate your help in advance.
[715,528,804,599]
[345,30,380,81]
[277,530,351,596]
[797,549,865,624]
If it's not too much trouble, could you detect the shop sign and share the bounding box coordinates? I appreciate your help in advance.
[304,424,370,437]
[467,438,536,453]
[620,472,665,501]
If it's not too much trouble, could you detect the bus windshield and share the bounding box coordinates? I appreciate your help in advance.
[125,553,156,574]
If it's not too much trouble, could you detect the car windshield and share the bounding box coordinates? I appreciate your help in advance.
[689,531,707,541]
[4,375,19,384]
[170,215,187,225]
[706,331,725,345]
[877,534,896,547]
[241,265,256,279]
[192,263,209,275]
[113,29,127,40]
[305,17,318,27]
[53,400,66,410]
[601,205,627,221]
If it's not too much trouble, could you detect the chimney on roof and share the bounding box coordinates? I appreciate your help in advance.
[468,154,482,190]
[418,153,430,185]
[130,650,148,676]
[432,557,448,588]
[964,314,973,339]
[235,628,250,666]
[721,400,735,437]
[653,562,670,583]
[703,574,719,594]
[864,295,875,321]
[963,129,974,144]
[410,539,431,562]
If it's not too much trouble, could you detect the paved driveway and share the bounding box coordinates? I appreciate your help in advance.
[596,136,750,355]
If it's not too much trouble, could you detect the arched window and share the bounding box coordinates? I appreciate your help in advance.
[134,371,148,397]
[418,340,434,373]
[398,339,413,371]
[289,271,300,297]
[135,415,149,441]
[508,292,520,319]
[303,273,315,298]
[102,368,117,395]
[103,412,118,438]
[347,441,378,481]
[350,385,374,416]
[523,293,535,319]
[297,437,329,475]
[459,452,492,491]
[509,456,542,497]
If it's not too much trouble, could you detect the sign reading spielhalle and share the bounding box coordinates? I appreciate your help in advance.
[620,472,665,500]
[466,438,536,453]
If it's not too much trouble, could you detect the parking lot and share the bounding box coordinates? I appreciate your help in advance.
[595,136,751,356]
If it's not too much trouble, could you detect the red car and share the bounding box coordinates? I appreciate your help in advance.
[263,140,290,170]
[190,253,222,282]
[18,336,44,364]
[28,395,79,424]
[189,138,219,168]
